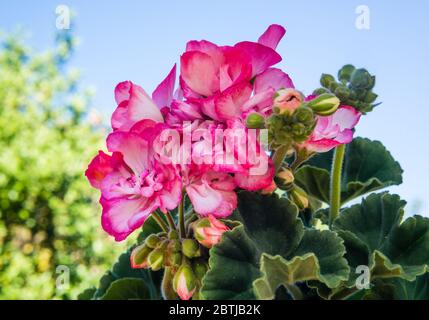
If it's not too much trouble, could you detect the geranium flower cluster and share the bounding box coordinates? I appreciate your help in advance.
[85,24,361,244]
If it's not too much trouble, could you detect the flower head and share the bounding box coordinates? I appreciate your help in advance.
[192,215,229,248]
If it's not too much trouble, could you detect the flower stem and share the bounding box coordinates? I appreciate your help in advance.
[166,211,176,231]
[178,193,186,239]
[151,211,169,233]
[329,144,346,226]
[273,145,289,172]
[161,267,177,300]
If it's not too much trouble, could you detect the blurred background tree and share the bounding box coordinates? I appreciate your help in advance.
[0,27,126,299]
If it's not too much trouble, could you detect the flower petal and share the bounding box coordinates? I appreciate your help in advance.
[257,24,286,50]
[152,64,176,109]
[214,82,253,121]
[254,68,294,94]
[234,41,282,76]
[180,51,219,97]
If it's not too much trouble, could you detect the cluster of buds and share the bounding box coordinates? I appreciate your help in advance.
[263,88,341,149]
[131,215,229,300]
[318,65,378,114]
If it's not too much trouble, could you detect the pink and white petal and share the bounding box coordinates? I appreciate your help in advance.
[254,68,294,94]
[234,41,282,76]
[304,138,341,153]
[241,89,275,113]
[100,197,154,241]
[159,178,183,212]
[180,51,219,97]
[212,190,237,218]
[128,84,164,124]
[332,106,361,130]
[152,64,176,109]
[234,162,275,191]
[257,24,286,50]
[186,182,223,216]
[111,101,130,131]
[107,131,150,174]
[114,81,132,104]
[334,129,354,144]
[214,82,253,121]
[85,151,120,189]
[186,40,224,68]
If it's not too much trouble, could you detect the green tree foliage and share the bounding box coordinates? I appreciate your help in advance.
[0,29,125,299]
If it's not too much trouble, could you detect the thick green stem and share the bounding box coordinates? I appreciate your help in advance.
[166,211,176,231]
[272,145,289,172]
[161,267,178,300]
[151,211,169,233]
[329,144,346,226]
[178,193,186,239]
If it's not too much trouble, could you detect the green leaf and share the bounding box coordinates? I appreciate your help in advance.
[92,247,162,300]
[201,192,349,300]
[77,287,96,300]
[295,138,403,205]
[137,215,163,244]
[334,192,429,284]
[254,230,349,299]
[99,278,150,300]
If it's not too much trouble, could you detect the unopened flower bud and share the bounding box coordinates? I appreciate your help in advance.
[334,85,350,100]
[164,239,182,267]
[364,91,378,103]
[182,239,200,258]
[173,264,197,300]
[246,112,265,129]
[273,89,304,115]
[350,68,372,89]
[192,259,209,281]
[275,167,295,191]
[305,93,340,116]
[312,87,329,96]
[130,244,152,269]
[192,215,229,248]
[145,234,161,249]
[338,64,356,83]
[320,74,336,88]
[289,186,309,210]
[168,230,179,240]
[147,249,164,271]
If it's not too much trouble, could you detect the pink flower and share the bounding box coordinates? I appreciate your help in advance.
[302,105,361,153]
[192,215,230,248]
[178,25,293,122]
[85,123,182,241]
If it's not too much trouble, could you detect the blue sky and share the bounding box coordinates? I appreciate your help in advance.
[1,0,428,215]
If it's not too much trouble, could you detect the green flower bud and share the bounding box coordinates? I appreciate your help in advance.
[130,244,152,269]
[305,93,340,116]
[173,264,197,300]
[294,106,314,123]
[350,68,372,89]
[145,234,161,249]
[364,91,378,103]
[334,85,351,100]
[182,239,200,258]
[168,230,179,240]
[148,248,165,271]
[320,74,335,88]
[246,112,265,129]
[192,259,209,281]
[275,167,294,191]
[338,64,356,83]
[289,186,309,211]
[312,88,330,96]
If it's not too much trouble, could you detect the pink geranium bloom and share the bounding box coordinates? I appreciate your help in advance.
[302,105,361,153]
[85,123,182,241]
[178,25,294,122]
